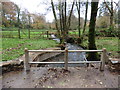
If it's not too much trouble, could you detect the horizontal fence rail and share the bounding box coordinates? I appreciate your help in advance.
[24,48,108,71]
[29,61,102,64]
[28,50,103,52]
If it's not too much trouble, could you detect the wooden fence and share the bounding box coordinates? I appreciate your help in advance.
[24,48,108,71]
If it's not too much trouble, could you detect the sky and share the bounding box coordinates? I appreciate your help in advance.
[9,0,91,22]
[9,0,119,22]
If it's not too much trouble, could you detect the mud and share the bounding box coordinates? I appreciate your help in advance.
[2,67,48,88]
[1,64,119,88]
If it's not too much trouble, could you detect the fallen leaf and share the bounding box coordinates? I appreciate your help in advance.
[91,85,93,87]
[99,81,103,85]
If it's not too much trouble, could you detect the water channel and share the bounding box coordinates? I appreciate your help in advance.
[39,34,87,67]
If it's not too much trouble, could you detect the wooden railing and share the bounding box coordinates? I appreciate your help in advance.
[24,48,108,71]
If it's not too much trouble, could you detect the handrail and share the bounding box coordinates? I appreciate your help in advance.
[24,48,108,72]
[28,50,103,52]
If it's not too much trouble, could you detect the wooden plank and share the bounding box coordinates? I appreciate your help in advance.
[24,48,30,71]
[28,50,65,52]
[29,61,101,64]
[28,50,103,53]
[68,50,103,52]
[100,48,106,71]
[64,48,68,70]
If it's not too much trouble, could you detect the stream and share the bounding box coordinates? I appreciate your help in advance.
[41,34,87,67]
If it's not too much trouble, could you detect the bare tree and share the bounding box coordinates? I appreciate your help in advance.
[104,0,114,30]
[28,14,31,39]
[51,0,75,43]
[15,4,21,39]
[51,0,60,37]
[76,0,81,37]
[82,0,88,36]
[67,1,75,31]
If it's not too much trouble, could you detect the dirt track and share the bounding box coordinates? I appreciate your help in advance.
[1,63,119,88]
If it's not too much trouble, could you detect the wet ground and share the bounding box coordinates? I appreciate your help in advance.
[1,64,119,88]
[2,67,48,88]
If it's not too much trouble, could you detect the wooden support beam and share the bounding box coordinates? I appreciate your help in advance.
[104,49,109,64]
[28,50,65,52]
[29,61,101,64]
[100,48,106,71]
[64,48,68,70]
[46,31,49,38]
[24,48,30,71]
[68,50,102,52]
[28,50,102,53]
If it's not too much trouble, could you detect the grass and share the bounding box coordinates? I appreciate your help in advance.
[2,30,48,38]
[1,29,57,38]
[81,37,119,57]
[1,27,119,61]
[69,28,89,35]
[96,37,118,51]
[1,38,58,61]
[82,37,118,51]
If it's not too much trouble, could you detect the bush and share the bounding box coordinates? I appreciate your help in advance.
[96,28,118,37]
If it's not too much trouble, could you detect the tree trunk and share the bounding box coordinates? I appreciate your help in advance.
[17,6,21,39]
[64,0,67,37]
[59,1,63,43]
[61,2,65,39]
[88,1,99,61]
[78,0,81,37]
[110,0,114,31]
[28,15,31,39]
[82,0,88,35]
[51,0,60,37]
[76,0,81,38]
[15,4,21,39]
[104,0,114,31]
[118,7,120,58]
[67,1,75,30]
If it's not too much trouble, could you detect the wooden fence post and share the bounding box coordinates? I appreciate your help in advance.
[100,48,106,71]
[105,49,109,64]
[24,48,30,71]
[46,31,49,38]
[64,48,68,70]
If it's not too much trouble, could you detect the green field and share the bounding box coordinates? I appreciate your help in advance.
[2,28,57,38]
[1,28,119,61]
[1,38,58,61]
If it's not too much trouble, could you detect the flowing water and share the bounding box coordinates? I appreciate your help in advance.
[41,35,88,67]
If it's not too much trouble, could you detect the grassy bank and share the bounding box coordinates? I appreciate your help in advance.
[96,37,118,51]
[1,38,58,61]
[82,37,119,57]
[82,37,118,51]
